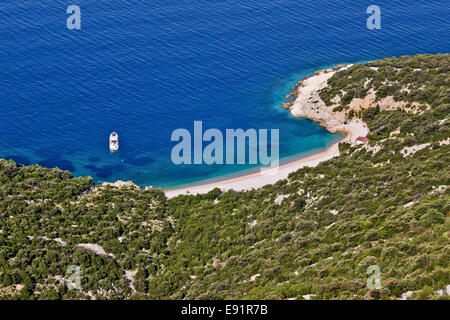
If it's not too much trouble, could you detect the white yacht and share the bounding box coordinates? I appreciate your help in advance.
[109,132,119,152]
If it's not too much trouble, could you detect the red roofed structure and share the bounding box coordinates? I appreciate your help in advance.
[356,136,369,144]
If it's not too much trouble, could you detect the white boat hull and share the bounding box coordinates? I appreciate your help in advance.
[109,132,119,152]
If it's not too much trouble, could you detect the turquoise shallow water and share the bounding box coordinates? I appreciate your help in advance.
[0,0,448,188]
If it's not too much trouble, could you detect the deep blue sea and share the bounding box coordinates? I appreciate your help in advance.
[0,0,448,188]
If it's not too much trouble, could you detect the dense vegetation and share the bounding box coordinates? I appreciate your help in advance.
[319,54,449,112]
[0,54,448,300]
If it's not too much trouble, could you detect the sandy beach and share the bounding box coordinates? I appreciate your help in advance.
[164,143,340,198]
[164,65,369,198]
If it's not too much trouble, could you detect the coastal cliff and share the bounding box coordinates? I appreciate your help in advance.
[284,64,369,144]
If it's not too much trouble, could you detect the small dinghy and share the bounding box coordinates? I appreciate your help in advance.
[109,132,119,152]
